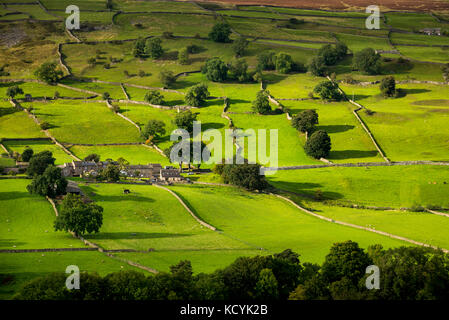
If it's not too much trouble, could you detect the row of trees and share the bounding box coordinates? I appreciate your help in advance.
[14,241,449,300]
[257,51,305,74]
[291,110,332,159]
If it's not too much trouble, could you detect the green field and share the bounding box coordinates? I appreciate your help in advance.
[3,139,73,164]
[168,184,408,262]
[0,179,83,249]
[0,102,45,139]
[268,165,449,208]
[25,100,142,144]
[0,251,138,300]
[69,144,170,165]
[1,0,449,300]
[339,83,449,161]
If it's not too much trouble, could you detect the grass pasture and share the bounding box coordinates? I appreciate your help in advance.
[168,184,408,263]
[282,100,382,163]
[0,102,45,139]
[300,200,449,251]
[79,183,249,253]
[27,100,142,144]
[0,179,83,250]
[268,165,449,208]
[69,144,170,165]
[339,83,449,161]
[3,139,73,164]
[0,251,138,300]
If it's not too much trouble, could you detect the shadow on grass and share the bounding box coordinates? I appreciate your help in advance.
[316,124,355,134]
[0,239,28,248]
[329,150,378,160]
[269,180,344,200]
[0,192,32,201]
[84,232,191,240]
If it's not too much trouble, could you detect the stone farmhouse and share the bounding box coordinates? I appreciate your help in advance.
[420,28,442,36]
[59,161,182,182]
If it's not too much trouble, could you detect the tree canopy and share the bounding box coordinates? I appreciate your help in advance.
[185,83,209,107]
[34,62,63,84]
[142,119,166,140]
[291,109,319,134]
[353,48,381,75]
[173,110,198,133]
[202,57,228,82]
[313,81,343,101]
[304,130,331,159]
[208,22,232,43]
[252,90,271,115]
[27,165,68,198]
[27,150,56,177]
[144,90,165,105]
[54,193,103,236]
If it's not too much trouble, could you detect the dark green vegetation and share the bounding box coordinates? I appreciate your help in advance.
[1,0,449,300]
[13,242,449,300]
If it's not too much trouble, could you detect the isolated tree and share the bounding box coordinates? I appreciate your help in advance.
[133,38,146,58]
[380,76,396,97]
[232,36,249,57]
[305,130,331,159]
[185,83,209,107]
[27,165,67,198]
[6,85,23,99]
[202,57,228,82]
[275,52,294,74]
[208,22,232,43]
[40,122,51,130]
[21,148,34,162]
[87,58,96,66]
[252,90,271,115]
[221,163,268,190]
[27,150,56,177]
[54,193,103,236]
[144,90,165,105]
[84,154,100,162]
[353,48,381,75]
[291,109,319,134]
[142,119,166,140]
[102,92,110,100]
[313,81,343,101]
[178,47,189,65]
[318,44,339,66]
[257,51,276,71]
[308,56,327,77]
[145,37,164,59]
[173,110,198,133]
[34,62,63,84]
[228,58,249,82]
[159,70,176,88]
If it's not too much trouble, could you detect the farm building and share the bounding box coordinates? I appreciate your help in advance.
[160,168,182,182]
[420,28,441,35]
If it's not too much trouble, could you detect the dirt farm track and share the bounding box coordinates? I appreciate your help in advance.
[202,0,449,12]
